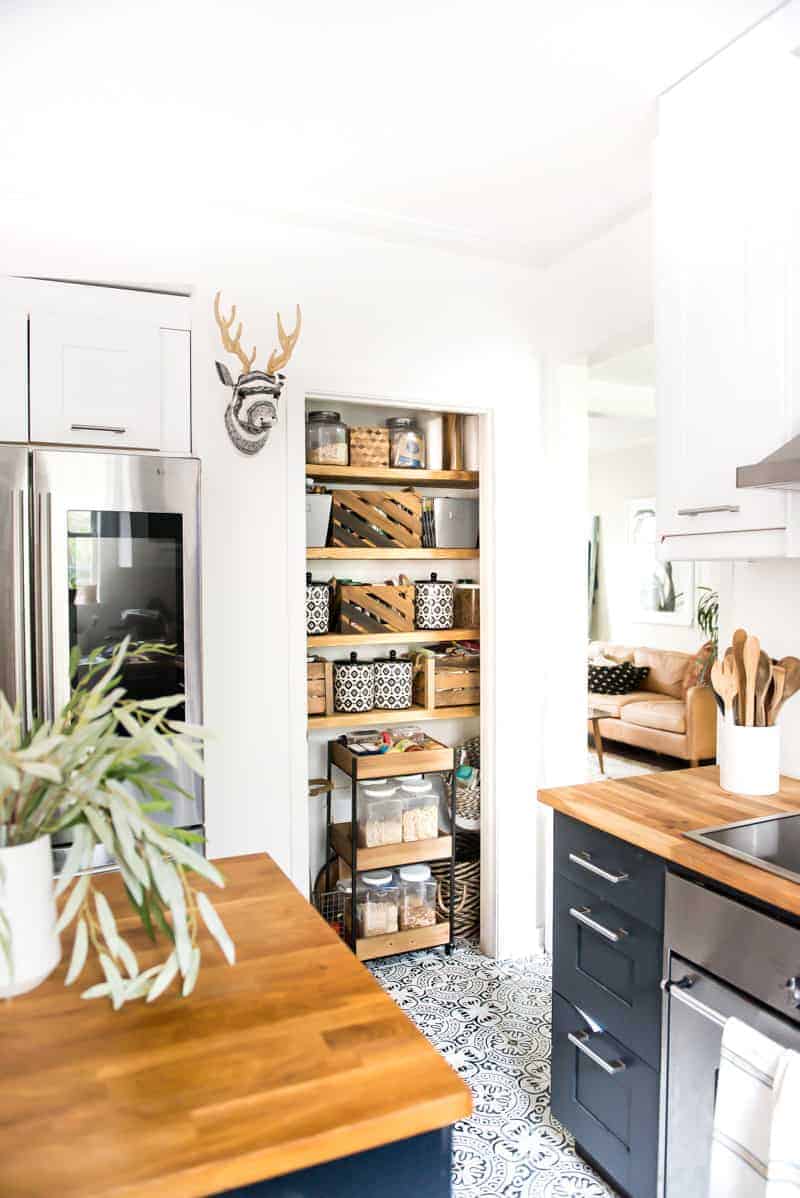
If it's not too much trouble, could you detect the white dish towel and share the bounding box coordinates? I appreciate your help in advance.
[709,1016,800,1197]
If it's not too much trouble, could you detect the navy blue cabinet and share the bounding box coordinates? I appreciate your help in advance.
[551,813,665,1198]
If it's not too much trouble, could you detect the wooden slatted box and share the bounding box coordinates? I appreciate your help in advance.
[307,659,334,715]
[414,652,480,708]
[338,583,415,634]
[330,489,422,549]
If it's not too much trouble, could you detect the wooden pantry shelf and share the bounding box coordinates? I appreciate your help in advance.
[308,628,479,648]
[331,826,453,872]
[356,922,452,962]
[306,547,479,560]
[306,464,478,488]
[308,704,480,730]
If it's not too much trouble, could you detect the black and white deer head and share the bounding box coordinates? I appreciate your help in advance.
[213,291,302,455]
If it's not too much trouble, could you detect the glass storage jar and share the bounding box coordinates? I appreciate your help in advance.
[306,410,348,466]
[357,872,400,938]
[400,780,439,842]
[453,580,480,629]
[397,864,438,931]
[358,789,403,848]
[386,416,425,469]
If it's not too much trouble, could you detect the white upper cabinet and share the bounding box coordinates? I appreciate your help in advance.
[0,279,28,442]
[20,279,191,453]
[656,11,800,560]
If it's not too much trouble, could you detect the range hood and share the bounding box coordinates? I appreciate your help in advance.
[737,435,800,492]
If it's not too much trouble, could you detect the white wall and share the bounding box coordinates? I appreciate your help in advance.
[590,441,721,654]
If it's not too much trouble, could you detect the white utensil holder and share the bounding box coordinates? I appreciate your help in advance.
[720,723,781,797]
[0,834,61,998]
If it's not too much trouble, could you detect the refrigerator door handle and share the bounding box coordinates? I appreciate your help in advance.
[35,490,55,725]
[11,487,31,730]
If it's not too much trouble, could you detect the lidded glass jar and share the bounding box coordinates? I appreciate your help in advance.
[453,579,480,629]
[397,864,437,931]
[306,410,348,466]
[358,788,403,848]
[386,416,425,469]
[400,779,439,842]
[357,871,400,938]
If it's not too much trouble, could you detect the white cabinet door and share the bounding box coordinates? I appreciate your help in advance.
[0,280,28,442]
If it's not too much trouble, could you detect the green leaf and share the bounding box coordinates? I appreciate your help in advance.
[182,946,201,997]
[115,936,139,980]
[152,895,175,943]
[55,874,89,934]
[81,982,112,1000]
[146,951,179,1002]
[65,917,89,986]
[197,891,235,965]
[94,891,119,956]
[99,953,125,1009]
[54,825,92,898]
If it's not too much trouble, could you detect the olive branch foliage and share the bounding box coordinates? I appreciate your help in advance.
[0,638,233,1006]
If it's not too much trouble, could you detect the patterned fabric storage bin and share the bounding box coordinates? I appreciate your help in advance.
[306,574,330,635]
[414,573,455,631]
[333,653,375,714]
[373,650,413,710]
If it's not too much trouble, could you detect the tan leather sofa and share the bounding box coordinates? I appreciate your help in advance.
[588,642,717,766]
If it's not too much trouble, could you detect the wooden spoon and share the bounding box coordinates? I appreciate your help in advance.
[742,634,761,727]
[769,665,786,725]
[755,652,773,727]
[711,658,738,722]
[732,629,748,725]
[771,656,800,721]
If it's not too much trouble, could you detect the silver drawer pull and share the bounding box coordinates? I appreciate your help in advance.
[569,905,628,943]
[677,505,740,516]
[568,1030,627,1075]
[70,423,127,435]
[662,978,727,1028]
[569,851,629,884]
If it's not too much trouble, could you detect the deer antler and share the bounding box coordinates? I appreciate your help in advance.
[214,291,257,374]
[267,305,302,374]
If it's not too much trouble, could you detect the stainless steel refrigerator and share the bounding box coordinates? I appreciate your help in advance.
[0,447,203,860]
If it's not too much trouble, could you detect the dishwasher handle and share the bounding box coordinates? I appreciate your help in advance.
[662,976,728,1029]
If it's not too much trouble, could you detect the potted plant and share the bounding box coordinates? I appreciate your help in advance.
[0,638,233,1006]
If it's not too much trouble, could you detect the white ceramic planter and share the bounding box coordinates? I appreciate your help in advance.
[720,723,781,797]
[0,835,61,998]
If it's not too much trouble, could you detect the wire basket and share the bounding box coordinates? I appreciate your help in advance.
[312,889,350,942]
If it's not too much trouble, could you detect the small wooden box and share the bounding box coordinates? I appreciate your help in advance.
[330,490,422,550]
[307,659,334,716]
[414,653,480,709]
[349,427,390,467]
[338,583,415,634]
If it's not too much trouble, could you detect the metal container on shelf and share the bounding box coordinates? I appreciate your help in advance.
[333,652,374,714]
[306,410,348,465]
[453,579,480,628]
[373,649,413,710]
[414,573,454,631]
[305,483,332,547]
[432,497,479,549]
[305,572,330,635]
[386,416,425,469]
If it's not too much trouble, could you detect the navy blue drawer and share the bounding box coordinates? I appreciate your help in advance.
[553,875,663,1069]
[555,812,665,931]
[551,993,659,1198]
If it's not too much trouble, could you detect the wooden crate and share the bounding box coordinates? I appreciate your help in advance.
[330,490,422,550]
[337,582,415,635]
[349,427,390,467]
[415,653,480,709]
[330,737,454,780]
[307,659,334,716]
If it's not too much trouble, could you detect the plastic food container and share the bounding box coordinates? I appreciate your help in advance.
[387,416,425,469]
[415,573,454,631]
[307,410,348,465]
[397,864,438,930]
[400,780,439,842]
[453,580,480,628]
[373,649,413,710]
[357,872,400,938]
[358,789,403,848]
[306,573,330,635]
[333,652,374,714]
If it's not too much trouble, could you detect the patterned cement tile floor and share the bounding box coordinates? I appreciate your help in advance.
[369,941,618,1198]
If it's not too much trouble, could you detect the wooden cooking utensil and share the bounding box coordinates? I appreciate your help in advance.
[723,646,740,723]
[711,658,738,722]
[742,634,761,727]
[732,629,748,725]
[769,665,786,725]
[754,652,773,727]
[771,656,800,721]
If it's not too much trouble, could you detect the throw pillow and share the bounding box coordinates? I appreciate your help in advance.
[589,662,650,695]
[683,641,715,692]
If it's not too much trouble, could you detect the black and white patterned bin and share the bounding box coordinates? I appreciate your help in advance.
[373,650,413,710]
[333,652,375,713]
[306,573,330,635]
[414,573,455,631]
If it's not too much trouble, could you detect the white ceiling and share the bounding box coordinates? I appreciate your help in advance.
[0,0,782,268]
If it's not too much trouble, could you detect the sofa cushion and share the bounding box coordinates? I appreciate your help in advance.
[634,647,694,699]
[588,642,635,664]
[622,699,687,735]
[589,691,654,718]
[588,662,650,695]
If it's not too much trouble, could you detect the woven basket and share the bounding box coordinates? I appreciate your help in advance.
[431,857,480,940]
[456,779,480,824]
[349,426,390,467]
[461,736,480,769]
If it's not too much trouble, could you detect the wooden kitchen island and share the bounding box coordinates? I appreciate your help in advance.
[0,853,471,1198]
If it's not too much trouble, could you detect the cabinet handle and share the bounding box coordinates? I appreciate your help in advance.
[568,851,629,884]
[567,1030,627,1075]
[70,424,127,435]
[676,505,740,517]
[569,905,628,943]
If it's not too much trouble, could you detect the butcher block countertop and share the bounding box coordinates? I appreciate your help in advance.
[0,853,471,1198]
[539,765,800,917]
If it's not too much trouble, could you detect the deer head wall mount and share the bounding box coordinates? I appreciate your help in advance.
[213,291,302,455]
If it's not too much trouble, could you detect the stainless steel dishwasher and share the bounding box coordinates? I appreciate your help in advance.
[661,872,800,1198]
